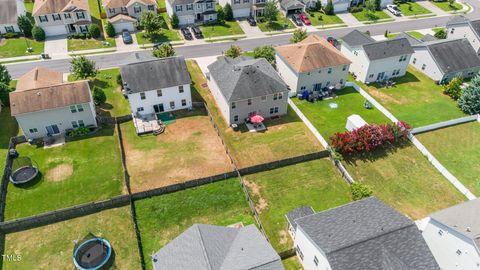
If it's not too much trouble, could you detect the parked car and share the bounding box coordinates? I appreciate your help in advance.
[299,14,311,25]
[387,4,402,16]
[327,37,340,48]
[247,16,257,26]
[122,30,133,44]
[292,14,303,26]
[191,26,203,39]
[181,28,193,40]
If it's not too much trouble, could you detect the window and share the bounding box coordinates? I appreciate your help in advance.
[137,107,144,112]
[206,2,213,9]
[134,6,142,13]
[234,0,240,4]
[269,107,279,114]
[76,12,85,19]
[261,96,266,101]
[29,128,38,133]
[64,13,71,19]
[121,7,128,12]
[157,89,162,97]
[78,120,85,127]
[140,92,146,100]
[243,0,250,3]
[456,249,462,255]
[233,115,239,122]
[296,245,304,260]
[318,70,321,74]
[422,64,426,70]
[450,28,455,34]
[248,111,256,116]
[187,3,193,10]
[4,26,14,33]
[328,68,332,74]
[340,79,344,84]
[179,85,184,93]
[39,15,48,22]
[278,92,283,99]
[369,74,374,78]
[148,5,155,11]
[399,55,407,62]
[109,8,116,14]
[354,51,358,56]
[231,102,236,109]
[273,93,278,100]
[342,65,347,71]
[438,229,443,236]
[197,3,201,8]
[77,104,84,112]
[181,99,186,106]
[70,105,77,113]
[247,99,252,105]
[413,58,417,64]
[175,5,182,11]
[170,101,175,109]
[52,14,61,21]
[72,121,79,128]
[313,256,319,266]
[79,25,88,32]
[300,86,306,91]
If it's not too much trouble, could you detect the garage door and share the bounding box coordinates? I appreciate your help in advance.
[43,25,67,36]
[178,15,194,25]
[113,22,134,33]
[334,2,350,12]
[233,8,251,18]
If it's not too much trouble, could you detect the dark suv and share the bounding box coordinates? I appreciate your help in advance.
[291,14,303,26]
[181,27,193,40]
[247,16,256,26]
[191,26,203,39]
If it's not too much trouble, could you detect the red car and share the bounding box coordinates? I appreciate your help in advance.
[299,14,311,25]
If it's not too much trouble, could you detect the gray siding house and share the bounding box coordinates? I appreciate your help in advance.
[207,56,289,126]
[219,0,253,18]
[446,15,480,55]
[166,0,217,25]
[103,0,157,33]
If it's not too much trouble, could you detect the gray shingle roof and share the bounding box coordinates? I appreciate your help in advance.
[151,224,283,270]
[295,197,440,270]
[120,56,191,94]
[207,56,289,102]
[0,0,19,25]
[341,30,375,47]
[447,15,480,40]
[421,34,437,42]
[363,38,414,61]
[285,206,314,230]
[280,0,305,10]
[394,32,423,46]
[446,14,469,26]
[422,39,480,74]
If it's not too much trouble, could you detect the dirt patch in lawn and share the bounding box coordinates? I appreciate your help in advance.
[45,164,73,182]
[244,179,268,213]
[124,114,234,192]
[0,39,6,46]
[278,229,289,245]
[368,88,404,105]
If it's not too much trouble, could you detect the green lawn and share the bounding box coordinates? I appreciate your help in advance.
[88,0,101,21]
[352,67,466,127]
[0,108,19,172]
[244,159,351,252]
[292,87,391,139]
[136,30,181,44]
[432,27,445,34]
[68,37,116,51]
[283,256,303,270]
[69,68,131,117]
[24,1,34,14]
[305,11,344,26]
[432,1,463,11]
[388,31,424,39]
[157,0,166,9]
[0,38,44,58]
[187,60,323,168]
[257,14,295,32]
[135,178,255,270]
[417,122,480,196]
[3,207,141,269]
[5,125,124,220]
[397,2,432,16]
[343,144,466,219]
[350,9,391,21]
[200,21,245,38]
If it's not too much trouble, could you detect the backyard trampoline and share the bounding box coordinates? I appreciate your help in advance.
[9,157,39,184]
[73,237,112,270]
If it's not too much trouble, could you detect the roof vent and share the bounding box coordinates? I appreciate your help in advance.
[233,66,241,71]
[37,92,41,96]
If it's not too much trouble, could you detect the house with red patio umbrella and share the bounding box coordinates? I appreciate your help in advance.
[206,56,289,127]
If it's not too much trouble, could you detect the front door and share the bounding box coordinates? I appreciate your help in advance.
[153,104,164,113]
[377,72,385,81]
[46,124,60,135]
[68,24,76,33]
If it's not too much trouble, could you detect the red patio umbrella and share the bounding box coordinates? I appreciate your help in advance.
[250,114,264,123]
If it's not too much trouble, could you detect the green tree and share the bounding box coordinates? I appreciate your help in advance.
[365,0,377,13]
[92,86,107,105]
[434,29,447,39]
[314,0,322,11]
[350,182,373,201]
[253,45,276,66]
[152,43,176,58]
[105,22,116,37]
[225,45,242,58]
[449,0,455,7]
[324,0,335,15]
[70,56,97,79]
[443,77,463,100]
[140,11,162,36]
[17,15,33,37]
[224,3,234,21]
[88,24,101,38]
[458,74,480,115]
[0,64,11,86]
[264,0,279,25]
[290,28,307,43]
[171,13,179,29]
[32,26,45,41]
[217,5,226,24]
[0,83,11,106]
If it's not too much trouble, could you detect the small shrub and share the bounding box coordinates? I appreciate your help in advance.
[0,83,11,106]
[171,13,179,29]
[106,22,116,37]
[458,73,480,115]
[32,26,45,41]
[3,32,18,39]
[443,77,463,100]
[116,73,123,86]
[225,45,242,58]
[17,15,33,37]
[224,3,234,21]
[92,86,106,105]
[68,127,91,137]
[434,29,447,39]
[88,24,101,38]
[351,182,373,201]
[324,0,335,15]
[348,6,363,13]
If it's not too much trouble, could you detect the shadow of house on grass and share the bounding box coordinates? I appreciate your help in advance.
[343,141,411,165]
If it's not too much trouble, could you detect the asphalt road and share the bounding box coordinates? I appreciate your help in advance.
[6,2,480,79]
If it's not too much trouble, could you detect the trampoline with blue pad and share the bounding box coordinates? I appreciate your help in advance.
[73,236,112,270]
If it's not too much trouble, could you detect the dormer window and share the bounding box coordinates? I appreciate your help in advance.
[134,6,142,13]
[109,8,116,13]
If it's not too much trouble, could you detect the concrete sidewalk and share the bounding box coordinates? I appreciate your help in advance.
[336,12,363,26]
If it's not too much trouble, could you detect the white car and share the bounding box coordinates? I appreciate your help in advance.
[387,4,402,16]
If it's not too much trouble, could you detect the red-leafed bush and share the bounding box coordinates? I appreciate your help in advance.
[330,121,411,155]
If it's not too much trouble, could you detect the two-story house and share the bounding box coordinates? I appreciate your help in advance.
[32,0,92,36]
[287,197,440,270]
[219,0,266,19]
[276,35,351,96]
[0,0,26,34]
[103,0,157,33]
[9,67,97,140]
[340,30,414,83]
[446,15,480,55]
[166,0,217,25]
[120,56,192,122]
[420,199,480,270]
[206,56,289,126]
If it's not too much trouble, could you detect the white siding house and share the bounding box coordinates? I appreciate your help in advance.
[446,15,480,54]
[0,0,26,34]
[126,84,192,115]
[103,0,157,33]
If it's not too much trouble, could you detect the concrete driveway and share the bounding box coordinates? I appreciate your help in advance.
[115,32,139,51]
[44,35,68,57]
[237,19,264,37]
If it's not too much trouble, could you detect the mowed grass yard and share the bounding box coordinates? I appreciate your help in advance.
[417,122,480,196]
[0,38,44,58]
[432,1,463,11]
[244,159,351,252]
[306,11,344,26]
[3,207,141,269]
[292,87,391,139]
[257,14,295,32]
[135,179,254,270]
[69,69,131,117]
[283,256,303,270]
[68,37,116,52]
[120,108,233,192]
[350,9,391,21]
[187,60,323,168]
[200,21,245,38]
[5,125,124,220]
[343,144,466,219]
[0,108,19,171]
[353,67,465,127]
[397,2,432,16]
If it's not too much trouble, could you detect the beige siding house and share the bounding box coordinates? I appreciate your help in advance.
[276,35,351,96]
[103,0,157,33]
[33,0,92,36]
[0,0,26,34]
[9,67,97,140]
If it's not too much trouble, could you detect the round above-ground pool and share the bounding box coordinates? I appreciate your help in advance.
[73,238,112,270]
[9,166,39,184]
